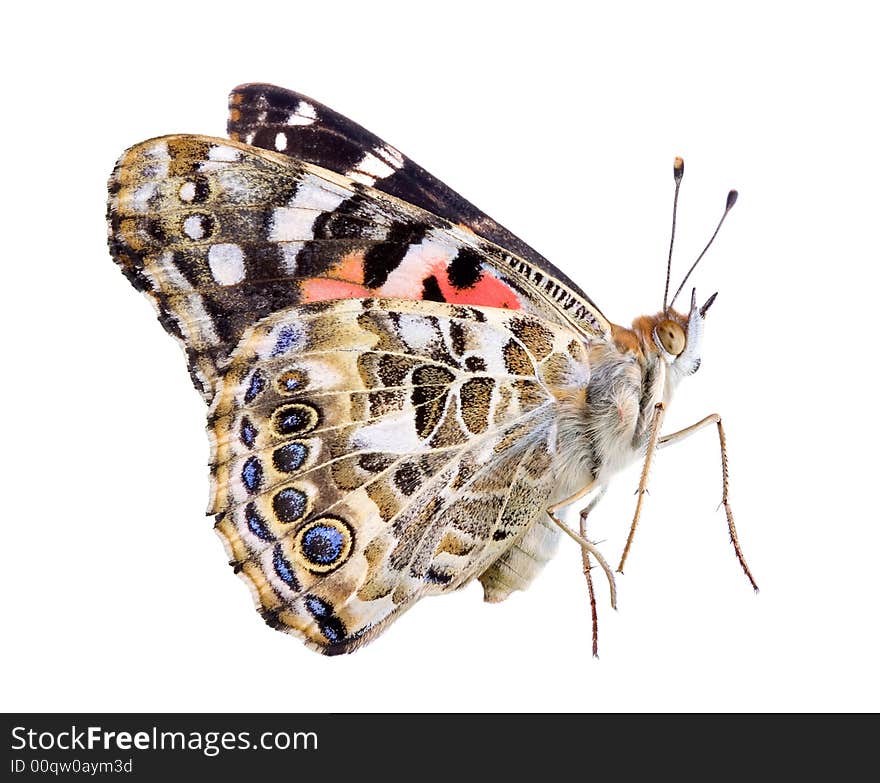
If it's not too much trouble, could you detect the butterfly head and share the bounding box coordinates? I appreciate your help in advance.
[644,287,717,378]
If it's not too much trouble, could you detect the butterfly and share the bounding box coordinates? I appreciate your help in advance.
[107,83,756,655]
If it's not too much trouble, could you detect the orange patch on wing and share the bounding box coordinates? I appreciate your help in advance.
[330,252,366,285]
[299,249,522,310]
[435,262,521,309]
[300,278,373,303]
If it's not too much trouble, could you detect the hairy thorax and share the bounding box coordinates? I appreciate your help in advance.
[553,339,667,500]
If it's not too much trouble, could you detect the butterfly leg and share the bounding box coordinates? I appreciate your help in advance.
[578,486,607,658]
[618,403,666,574]
[656,414,759,592]
[546,483,617,610]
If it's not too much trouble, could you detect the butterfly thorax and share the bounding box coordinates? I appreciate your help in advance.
[554,309,696,496]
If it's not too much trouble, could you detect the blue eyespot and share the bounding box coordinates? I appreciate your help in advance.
[241,457,263,494]
[244,503,274,542]
[277,369,306,394]
[303,595,346,644]
[271,324,302,357]
[239,416,257,447]
[305,595,332,618]
[301,524,345,566]
[294,518,353,574]
[318,618,345,644]
[272,545,299,590]
[272,487,308,524]
[273,404,318,436]
[273,442,308,473]
[244,370,266,404]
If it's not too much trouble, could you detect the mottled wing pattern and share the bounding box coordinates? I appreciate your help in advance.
[228,83,603,317]
[208,297,590,653]
[108,135,609,400]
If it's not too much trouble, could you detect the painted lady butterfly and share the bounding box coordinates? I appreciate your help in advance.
[107,84,755,655]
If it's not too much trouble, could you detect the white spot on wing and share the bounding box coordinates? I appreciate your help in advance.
[183,215,205,240]
[130,183,157,212]
[201,144,242,171]
[144,141,170,159]
[275,132,288,151]
[208,145,240,162]
[142,141,170,177]
[216,169,251,201]
[348,145,404,186]
[179,181,196,202]
[398,314,439,351]
[288,102,317,126]
[353,414,423,453]
[269,207,319,241]
[208,243,245,285]
[472,328,515,375]
[376,144,405,169]
[347,170,376,187]
[279,242,306,274]
[270,175,352,240]
[301,358,342,391]
[292,176,352,211]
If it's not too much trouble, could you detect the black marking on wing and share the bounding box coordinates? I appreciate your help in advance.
[363,222,428,288]
[447,247,484,288]
[421,275,445,302]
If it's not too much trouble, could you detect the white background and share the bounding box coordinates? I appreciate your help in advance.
[2,1,877,712]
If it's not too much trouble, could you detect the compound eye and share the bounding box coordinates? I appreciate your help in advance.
[657,320,686,355]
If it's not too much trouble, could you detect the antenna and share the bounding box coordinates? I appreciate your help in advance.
[663,157,685,314]
[669,189,738,310]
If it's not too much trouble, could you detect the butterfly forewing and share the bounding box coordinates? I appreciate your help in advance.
[228,83,590,292]
[228,85,609,326]
[208,297,589,653]
[108,134,609,401]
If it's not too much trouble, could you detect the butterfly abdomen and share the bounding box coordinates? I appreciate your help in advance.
[478,515,562,602]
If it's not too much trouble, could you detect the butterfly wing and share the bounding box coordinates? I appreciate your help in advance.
[209,297,590,653]
[108,135,609,400]
[228,83,602,314]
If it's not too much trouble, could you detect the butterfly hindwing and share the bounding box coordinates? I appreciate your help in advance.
[208,297,590,653]
[108,134,609,401]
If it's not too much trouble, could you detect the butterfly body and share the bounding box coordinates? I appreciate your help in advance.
[107,85,744,654]
[581,305,705,484]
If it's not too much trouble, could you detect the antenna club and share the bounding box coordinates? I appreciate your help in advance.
[668,186,736,310]
[663,157,685,312]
